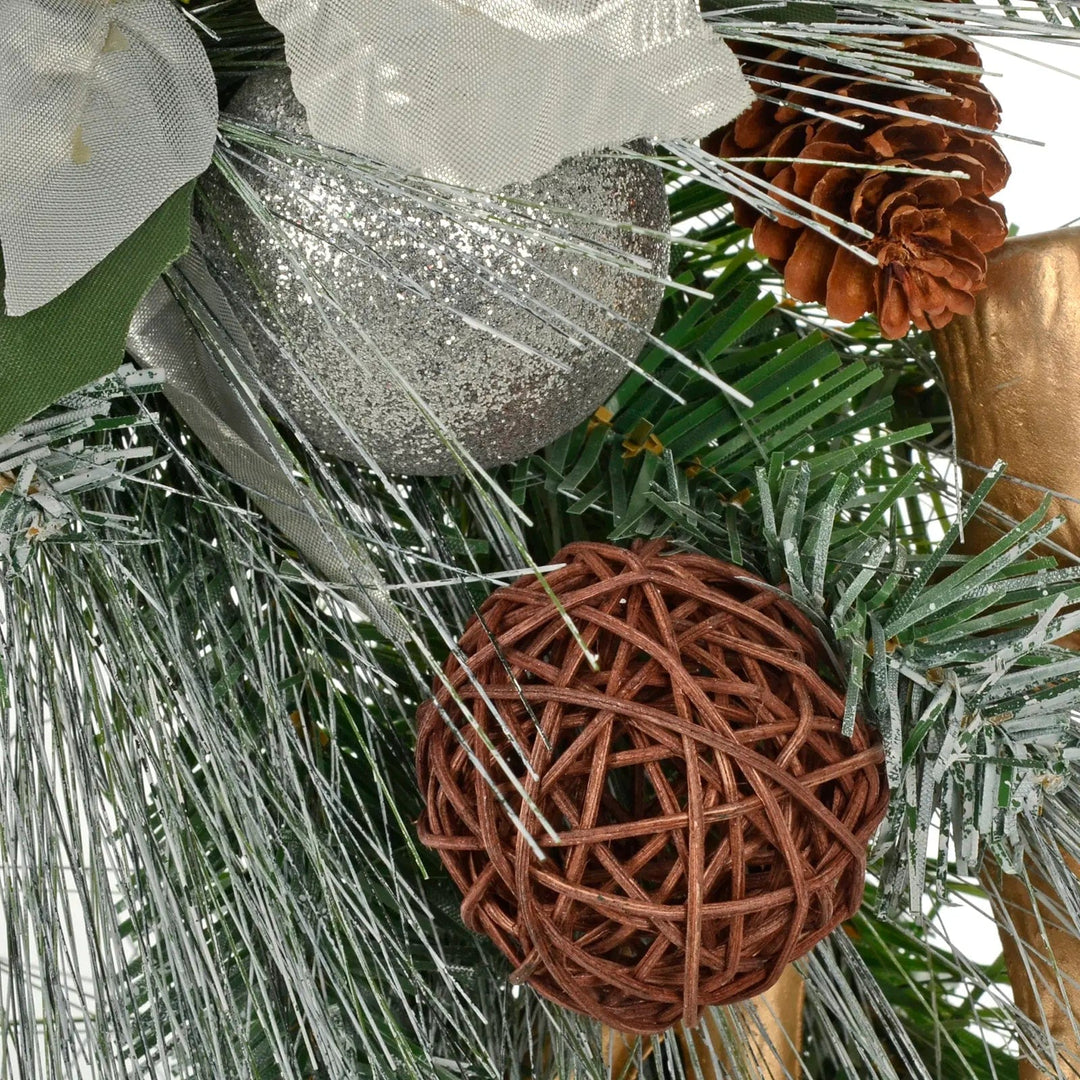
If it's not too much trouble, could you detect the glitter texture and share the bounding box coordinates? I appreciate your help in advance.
[202,70,670,476]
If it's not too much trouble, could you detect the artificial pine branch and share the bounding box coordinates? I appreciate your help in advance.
[6,205,1072,1079]
[5,5,1080,1077]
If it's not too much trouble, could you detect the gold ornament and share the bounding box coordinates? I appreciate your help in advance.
[934,227,1080,1080]
[598,970,805,1080]
[678,967,806,1080]
[933,228,1080,554]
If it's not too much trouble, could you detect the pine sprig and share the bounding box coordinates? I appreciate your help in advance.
[7,7,1080,1075]
[0,365,164,575]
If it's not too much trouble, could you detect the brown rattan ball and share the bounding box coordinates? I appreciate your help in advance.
[415,541,888,1034]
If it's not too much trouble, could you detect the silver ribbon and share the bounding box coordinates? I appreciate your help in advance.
[127,245,408,642]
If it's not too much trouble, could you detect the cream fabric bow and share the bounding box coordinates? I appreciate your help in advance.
[0,0,217,315]
[1,0,750,316]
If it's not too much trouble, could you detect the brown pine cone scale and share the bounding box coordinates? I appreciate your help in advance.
[708,34,1010,338]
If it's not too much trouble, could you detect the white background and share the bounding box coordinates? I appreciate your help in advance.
[982,36,1080,233]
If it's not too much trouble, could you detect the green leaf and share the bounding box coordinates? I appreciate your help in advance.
[0,183,194,437]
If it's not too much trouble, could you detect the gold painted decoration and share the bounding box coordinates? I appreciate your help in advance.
[934,227,1080,1079]
[598,969,805,1080]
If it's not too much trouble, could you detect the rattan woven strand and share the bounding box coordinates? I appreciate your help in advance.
[416,540,888,1034]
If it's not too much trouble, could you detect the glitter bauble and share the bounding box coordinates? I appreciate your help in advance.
[415,541,889,1034]
[202,70,670,476]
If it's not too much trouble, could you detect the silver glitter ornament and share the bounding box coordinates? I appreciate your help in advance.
[203,70,670,476]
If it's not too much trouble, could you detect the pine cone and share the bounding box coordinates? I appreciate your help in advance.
[705,34,1009,338]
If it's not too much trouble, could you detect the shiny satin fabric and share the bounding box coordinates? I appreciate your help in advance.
[127,245,407,641]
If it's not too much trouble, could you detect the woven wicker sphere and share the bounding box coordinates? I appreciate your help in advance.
[415,541,888,1033]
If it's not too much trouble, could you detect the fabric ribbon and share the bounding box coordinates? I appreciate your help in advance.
[127,244,408,643]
